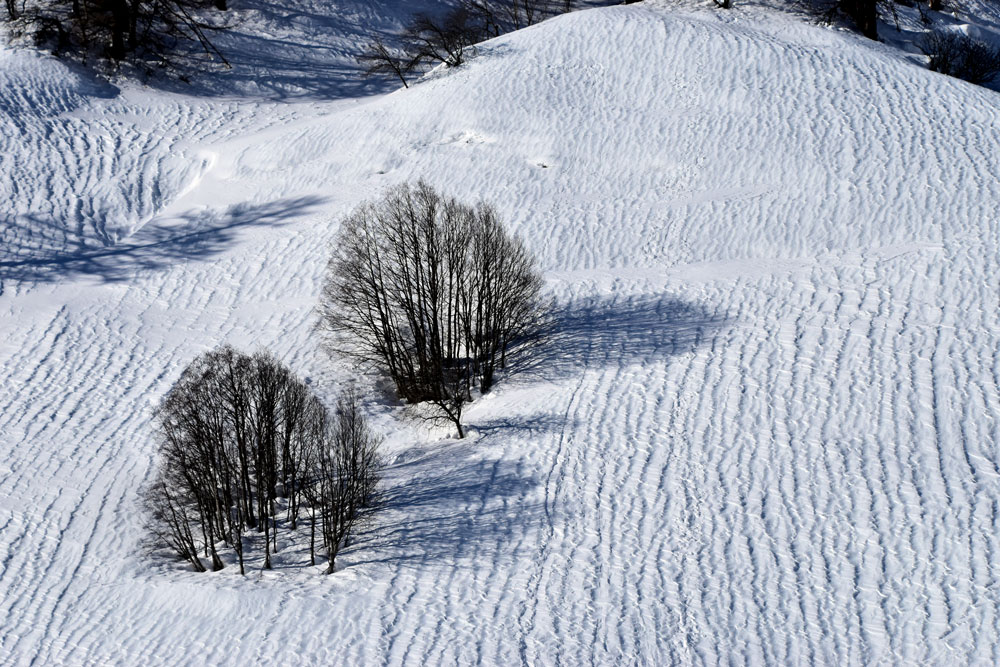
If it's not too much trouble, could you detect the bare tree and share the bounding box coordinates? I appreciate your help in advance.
[403,6,484,68]
[142,345,381,575]
[809,0,879,40]
[317,390,381,573]
[320,182,549,438]
[919,29,1000,84]
[358,36,417,88]
[6,0,230,68]
[359,0,574,87]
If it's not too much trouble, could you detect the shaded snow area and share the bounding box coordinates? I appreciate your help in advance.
[3,1,1000,663]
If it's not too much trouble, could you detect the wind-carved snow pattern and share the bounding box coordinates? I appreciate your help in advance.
[1,1,1000,664]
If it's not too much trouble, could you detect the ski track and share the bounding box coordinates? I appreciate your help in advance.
[3,2,1000,664]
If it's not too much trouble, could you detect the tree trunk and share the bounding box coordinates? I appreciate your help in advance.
[844,0,878,40]
[262,508,272,569]
[110,0,130,60]
[235,536,245,575]
[309,508,316,566]
[128,0,139,48]
[210,545,225,571]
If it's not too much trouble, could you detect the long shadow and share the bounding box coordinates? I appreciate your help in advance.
[342,295,727,568]
[0,57,119,121]
[520,293,732,382]
[140,0,621,100]
[143,0,430,100]
[349,446,542,569]
[0,195,326,285]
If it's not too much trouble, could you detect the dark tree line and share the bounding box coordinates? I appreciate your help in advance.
[320,182,549,438]
[839,0,878,39]
[816,0,1000,77]
[143,346,380,575]
[814,0,933,41]
[919,28,1000,84]
[360,0,573,88]
[4,0,228,67]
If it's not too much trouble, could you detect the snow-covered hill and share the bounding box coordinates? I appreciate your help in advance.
[2,1,1000,664]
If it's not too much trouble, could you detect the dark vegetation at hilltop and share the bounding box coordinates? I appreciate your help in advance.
[3,0,231,68]
[359,0,575,87]
[3,0,998,87]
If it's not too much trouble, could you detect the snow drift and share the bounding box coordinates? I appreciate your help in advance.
[1,1,999,663]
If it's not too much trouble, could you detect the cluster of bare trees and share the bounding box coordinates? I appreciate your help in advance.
[360,0,573,88]
[143,346,380,575]
[812,0,930,41]
[4,0,228,66]
[320,182,549,438]
[919,29,1000,84]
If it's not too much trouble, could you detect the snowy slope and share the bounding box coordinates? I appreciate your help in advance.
[3,2,1000,664]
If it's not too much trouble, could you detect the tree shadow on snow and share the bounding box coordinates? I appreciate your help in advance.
[344,295,728,569]
[0,195,326,286]
[143,0,620,100]
[349,446,543,569]
[143,0,428,100]
[526,293,732,381]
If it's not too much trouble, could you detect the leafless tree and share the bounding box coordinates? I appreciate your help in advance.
[142,346,381,575]
[404,7,483,68]
[320,182,549,438]
[358,36,417,88]
[919,29,1000,84]
[808,0,879,39]
[6,0,229,67]
[317,390,381,573]
[359,0,574,87]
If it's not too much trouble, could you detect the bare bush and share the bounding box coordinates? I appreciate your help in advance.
[315,390,381,573]
[919,29,1000,84]
[142,346,380,575]
[405,6,483,68]
[320,182,549,438]
[358,36,417,89]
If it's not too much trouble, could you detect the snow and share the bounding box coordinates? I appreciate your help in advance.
[3,0,1000,663]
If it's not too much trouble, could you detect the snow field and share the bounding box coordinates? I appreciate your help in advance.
[2,2,1000,664]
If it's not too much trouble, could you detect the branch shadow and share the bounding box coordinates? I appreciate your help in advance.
[143,0,622,100]
[523,293,732,382]
[348,446,542,570]
[474,411,578,438]
[142,0,426,100]
[0,195,326,285]
[344,294,728,570]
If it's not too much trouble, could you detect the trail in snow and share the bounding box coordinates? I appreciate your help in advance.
[2,2,1000,664]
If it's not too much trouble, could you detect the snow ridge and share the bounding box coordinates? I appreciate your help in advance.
[2,3,1000,664]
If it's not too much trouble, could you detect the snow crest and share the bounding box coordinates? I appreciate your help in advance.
[2,4,1000,664]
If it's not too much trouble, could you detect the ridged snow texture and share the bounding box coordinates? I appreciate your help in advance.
[2,3,1000,664]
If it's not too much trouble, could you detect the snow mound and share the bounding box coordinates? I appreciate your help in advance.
[2,3,1000,664]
